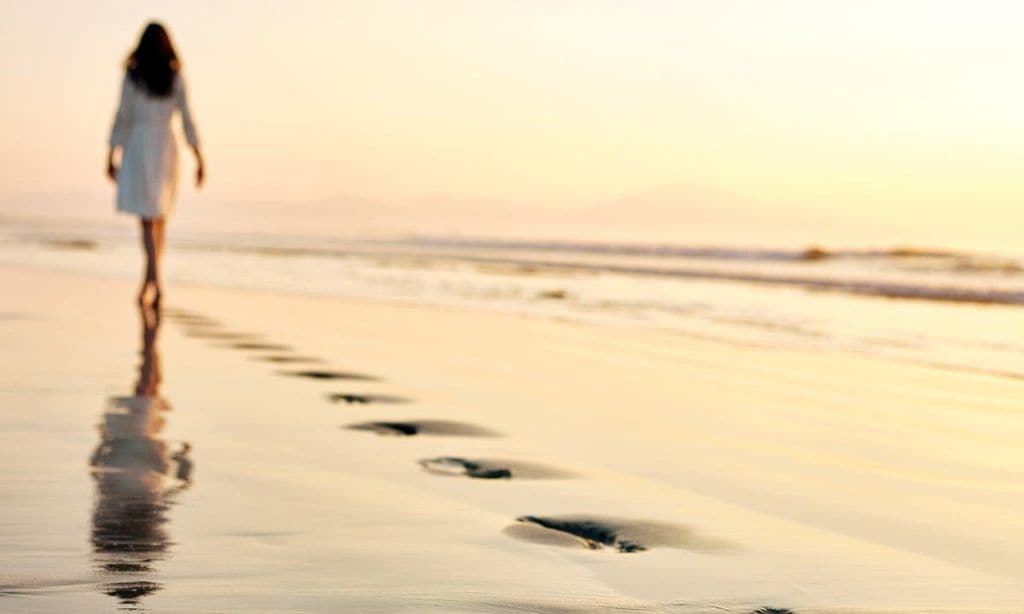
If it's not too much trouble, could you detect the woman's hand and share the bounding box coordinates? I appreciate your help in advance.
[193,146,205,188]
[106,148,118,182]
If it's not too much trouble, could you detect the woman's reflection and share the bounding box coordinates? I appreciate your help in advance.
[89,305,193,606]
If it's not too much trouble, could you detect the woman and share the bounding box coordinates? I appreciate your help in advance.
[107,22,204,307]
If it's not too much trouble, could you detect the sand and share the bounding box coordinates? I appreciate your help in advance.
[1,263,1022,612]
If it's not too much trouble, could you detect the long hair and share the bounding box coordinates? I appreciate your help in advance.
[125,22,179,98]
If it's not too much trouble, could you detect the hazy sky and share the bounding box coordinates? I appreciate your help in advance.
[2,1,1023,246]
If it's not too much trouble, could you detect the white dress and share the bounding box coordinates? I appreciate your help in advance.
[109,73,200,219]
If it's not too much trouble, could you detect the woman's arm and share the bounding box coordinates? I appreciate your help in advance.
[106,75,133,182]
[191,144,205,187]
[106,147,118,181]
[175,74,204,187]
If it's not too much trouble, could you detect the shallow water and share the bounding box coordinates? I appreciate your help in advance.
[2,216,1023,385]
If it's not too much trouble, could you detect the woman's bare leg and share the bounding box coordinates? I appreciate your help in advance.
[139,218,163,307]
[153,218,165,308]
[153,218,166,258]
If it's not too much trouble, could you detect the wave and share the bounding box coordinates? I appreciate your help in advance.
[19,229,1024,306]
[9,225,1024,383]
[158,239,1024,307]
[406,237,1023,271]
[490,258,1024,306]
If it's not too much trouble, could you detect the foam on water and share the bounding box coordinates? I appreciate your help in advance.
[2,216,1023,382]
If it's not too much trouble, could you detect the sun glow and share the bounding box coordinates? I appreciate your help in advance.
[2,1,1023,247]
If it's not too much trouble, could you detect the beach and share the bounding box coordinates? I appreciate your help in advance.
[1,260,1022,613]
[6,2,1024,611]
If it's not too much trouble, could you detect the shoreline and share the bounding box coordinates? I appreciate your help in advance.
[4,220,1024,394]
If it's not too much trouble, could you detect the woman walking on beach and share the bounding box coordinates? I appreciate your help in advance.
[107,22,204,307]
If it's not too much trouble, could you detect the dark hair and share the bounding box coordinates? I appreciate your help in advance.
[125,22,179,98]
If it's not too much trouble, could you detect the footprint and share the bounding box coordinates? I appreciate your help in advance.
[284,370,379,381]
[345,420,500,437]
[752,609,796,614]
[328,393,409,405]
[254,354,323,364]
[164,311,220,326]
[182,330,259,341]
[419,457,573,480]
[162,308,202,317]
[511,516,644,552]
[174,321,222,330]
[418,457,511,479]
[231,342,293,351]
[350,421,418,436]
[506,515,735,554]
[42,238,97,251]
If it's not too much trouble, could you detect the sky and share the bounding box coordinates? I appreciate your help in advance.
[1,0,1023,247]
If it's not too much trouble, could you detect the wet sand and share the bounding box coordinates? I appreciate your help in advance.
[0,264,1022,612]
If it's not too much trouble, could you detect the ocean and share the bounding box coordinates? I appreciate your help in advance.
[3,214,1021,386]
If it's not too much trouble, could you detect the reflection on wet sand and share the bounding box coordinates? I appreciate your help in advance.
[89,305,193,607]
